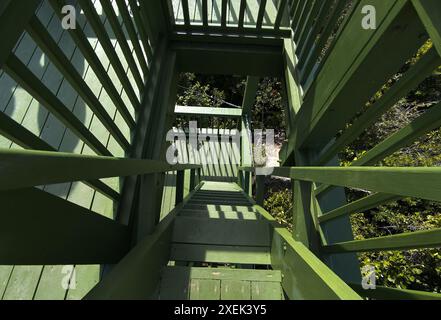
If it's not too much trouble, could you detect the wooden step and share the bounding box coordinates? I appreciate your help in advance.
[187,199,252,206]
[172,216,271,247]
[159,266,283,300]
[183,204,256,213]
[179,210,261,220]
[170,244,271,265]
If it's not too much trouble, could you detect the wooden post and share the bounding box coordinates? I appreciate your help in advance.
[175,170,184,205]
[256,175,265,206]
[189,168,196,191]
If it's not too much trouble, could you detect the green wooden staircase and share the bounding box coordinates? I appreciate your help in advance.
[159,181,283,300]
[1,0,441,300]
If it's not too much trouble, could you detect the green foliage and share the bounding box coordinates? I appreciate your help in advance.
[252,78,286,133]
[263,188,293,231]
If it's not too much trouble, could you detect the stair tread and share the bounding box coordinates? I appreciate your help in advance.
[172,216,271,247]
[171,243,271,265]
[179,210,261,220]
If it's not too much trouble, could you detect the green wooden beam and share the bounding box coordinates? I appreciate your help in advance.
[173,41,284,77]
[182,0,190,26]
[221,0,228,28]
[26,15,131,151]
[255,206,361,300]
[4,54,112,157]
[238,0,246,28]
[272,166,441,203]
[170,32,285,47]
[202,0,208,27]
[412,0,441,55]
[174,105,242,117]
[350,283,441,300]
[256,0,268,30]
[0,112,119,200]
[116,39,168,228]
[0,188,129,265]
[318,193,401,224]
[173,24,292,38]
[0,148,200,191]
[283,38,302,132]
[323,228,441,254]
[0,0,41,69]
[242,76,259,115]
[274,0,288,30]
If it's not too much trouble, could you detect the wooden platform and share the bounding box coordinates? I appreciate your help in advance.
[159,266,284,300]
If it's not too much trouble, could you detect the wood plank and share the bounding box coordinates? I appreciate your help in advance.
[2,266,43,300]
[171,244,271,264]
[0,266,13,298]
[221,280,250,300]
[412,0,441,55]
[272,166,441,203]
[258,207,361,299]
[251,281,283,300]
[0,148,199,191]
[190,279,220,300]
[350,283,441,300]
[318,193,401,223]
[323,228,441,254]
[172,216,271,246]
[33,265,70,300]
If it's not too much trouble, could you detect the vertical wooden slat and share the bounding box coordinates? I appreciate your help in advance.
[293,0,314,43]
[221,0,228,27]
[3,54,112,157]
[202,0,208,27]
[238,0,247,28]
[256,0,267,30]
[255,175,265,206]
[296,0,322,48]
[100,0,144,92]
[274,0,288,30]
[127,0,154,64]
[26,15,131,151]
[49,0,136,129]
[175,170,185,205]
[182,0,191,26]
[291,0,305,31]
[115,0,149,75]
[78,0,140,111]
[297,0,332,59]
